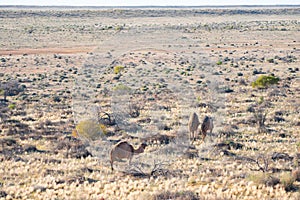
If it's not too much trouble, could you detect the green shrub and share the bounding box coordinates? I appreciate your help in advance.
[114,65,124,74]
[8,104,16,110]
[115,25,124,31]
[258,96,264,104]
[216,60,223,65]
[113,84,131,92]
[75,120,103,140]
[99,124,108,135]
[251,75,279,88]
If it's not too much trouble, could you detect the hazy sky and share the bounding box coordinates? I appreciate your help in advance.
[0,0,299,6]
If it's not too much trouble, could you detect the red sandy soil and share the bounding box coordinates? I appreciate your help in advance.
[0,46,96,56]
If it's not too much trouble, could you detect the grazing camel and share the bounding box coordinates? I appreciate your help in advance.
[110,141,147,171]
[200,116,214,141]
[188,112,200,141]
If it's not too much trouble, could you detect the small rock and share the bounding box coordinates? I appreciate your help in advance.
[278,133,287,138]
[23,145,40,153]
[271,152,293,161]
[222,150,236,157]
[0,190,7,197]
[33,185,47,192]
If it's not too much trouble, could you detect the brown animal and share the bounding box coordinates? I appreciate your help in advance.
[200,116,214,141]
[188,112,200,141]
[110,141,147,171]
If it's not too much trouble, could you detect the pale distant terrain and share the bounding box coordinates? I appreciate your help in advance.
[0,6,299,200]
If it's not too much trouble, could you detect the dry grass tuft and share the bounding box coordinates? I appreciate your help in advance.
[248,172,280,187]
[153,190,199,200]
[292,168,300,181]
[280,172,297,192]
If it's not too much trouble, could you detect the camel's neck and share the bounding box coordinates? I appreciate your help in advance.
[133,145,145,154]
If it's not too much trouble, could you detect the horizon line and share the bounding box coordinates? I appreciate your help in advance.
[1,4,300,8]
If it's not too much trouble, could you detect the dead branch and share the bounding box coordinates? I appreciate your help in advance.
[255,154,269,172]
[98,111,116,126]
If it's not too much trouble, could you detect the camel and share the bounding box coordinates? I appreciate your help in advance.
[200,116,214,141]
[110,141,147,171]
[188,112,200,141]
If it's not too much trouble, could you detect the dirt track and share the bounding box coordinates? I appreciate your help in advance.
[0,46,96,56]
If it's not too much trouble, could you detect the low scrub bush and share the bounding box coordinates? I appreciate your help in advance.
[114,65,124,74]
[280,172,296,192]
[248,172,280,187]
[75,120,104,140]
[8,103,16,110]
[251,75,279,88]
[153,190,199,200]
[113,84,132,93]
[216,60,223,65]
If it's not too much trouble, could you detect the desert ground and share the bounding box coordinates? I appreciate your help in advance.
[0,6,299,200]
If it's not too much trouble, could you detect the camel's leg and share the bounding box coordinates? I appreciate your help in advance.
[202,132,206,142]
[110,160,114,171]
[190,132,194,142]
[128,155,133,166]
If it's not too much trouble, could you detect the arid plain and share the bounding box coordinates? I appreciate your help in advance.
[0,6,299,200]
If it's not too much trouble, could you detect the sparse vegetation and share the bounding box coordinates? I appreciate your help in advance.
[113,83,131,91]
[8,103,16,110]
[216,60,223,65]
[253,107,268,133]
[128,101,143,118]
[280,173,296,192]
[0,7,299,200]
[114,65,125,74]
[251,75,280,88]
[153,190,199,200]
[0,80,25,101]
[248,172,280,187]
[75,120,103,140]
